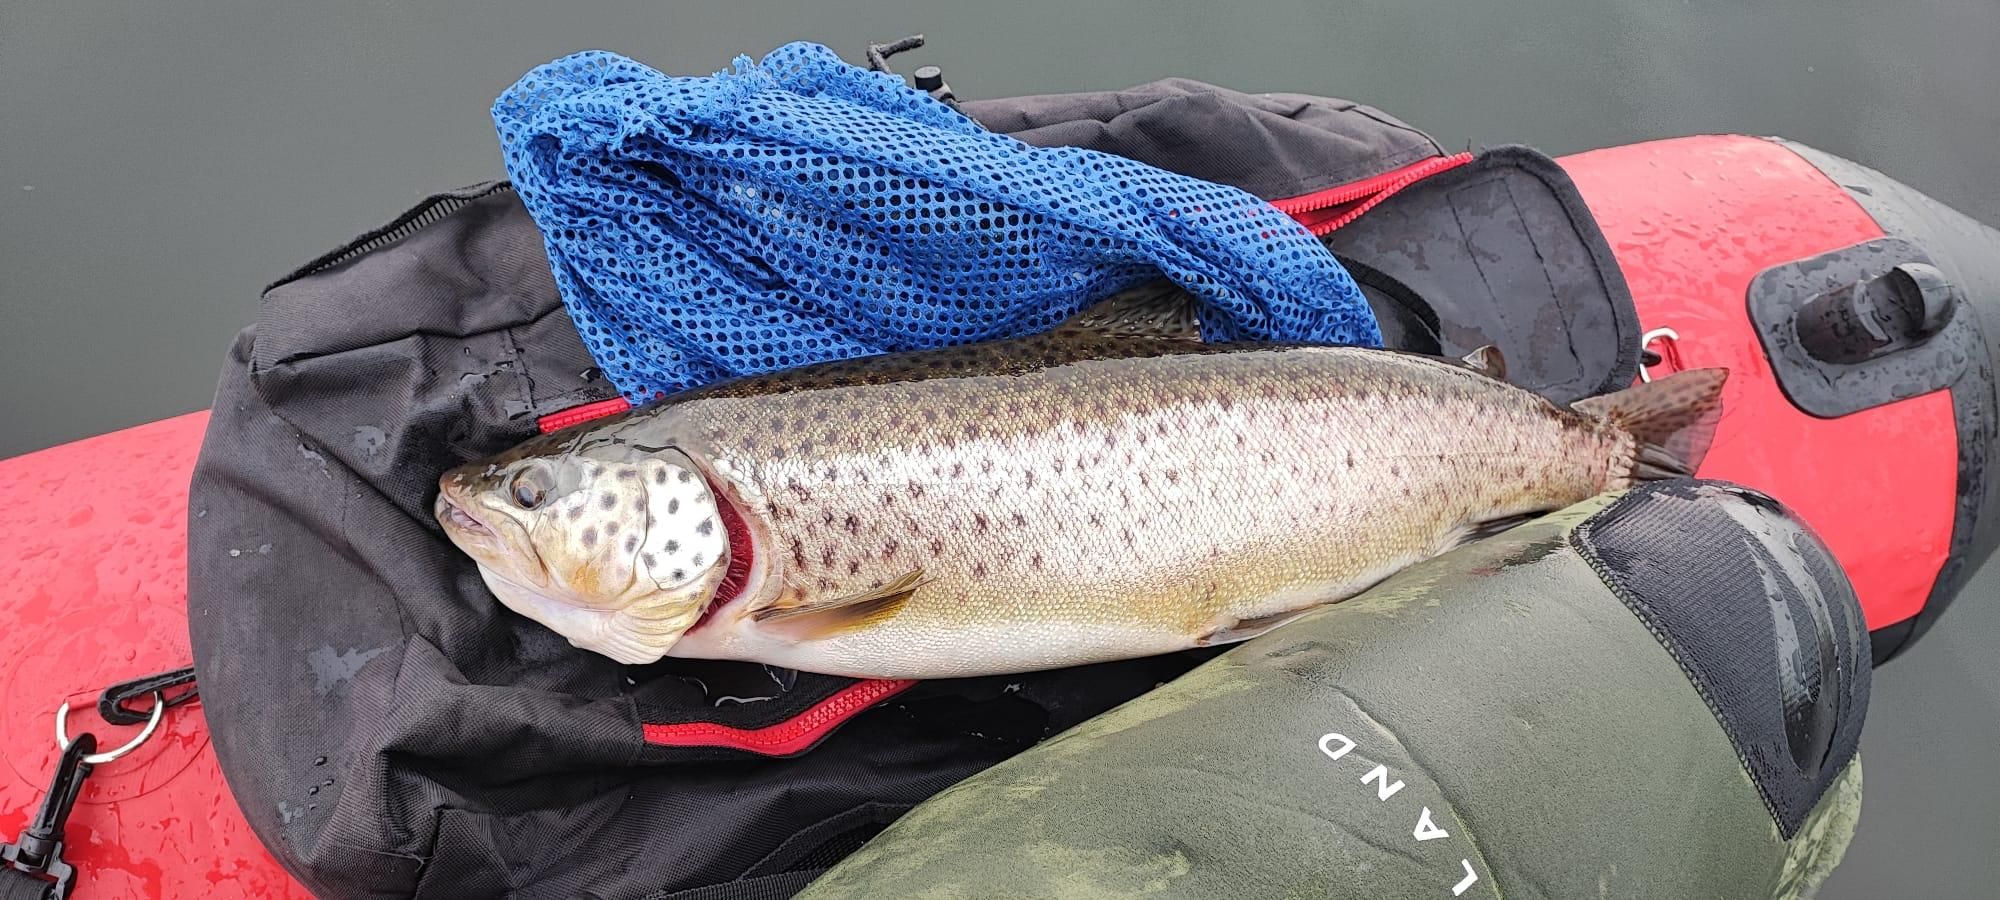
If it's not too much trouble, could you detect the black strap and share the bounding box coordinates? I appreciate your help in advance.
[97,666,197,727]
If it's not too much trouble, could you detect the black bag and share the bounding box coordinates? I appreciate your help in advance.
[188,77,1635,899]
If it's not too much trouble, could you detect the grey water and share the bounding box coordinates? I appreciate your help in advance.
[3,1,1995,895]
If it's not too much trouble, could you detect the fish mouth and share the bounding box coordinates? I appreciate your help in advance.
[435,489,495,539]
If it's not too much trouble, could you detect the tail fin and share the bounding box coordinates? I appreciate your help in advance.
[1573,368,1728,480]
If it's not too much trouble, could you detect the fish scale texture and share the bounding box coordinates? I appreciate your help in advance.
[492,42,1379,400]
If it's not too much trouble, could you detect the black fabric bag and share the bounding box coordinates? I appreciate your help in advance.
[188,77,1635,899]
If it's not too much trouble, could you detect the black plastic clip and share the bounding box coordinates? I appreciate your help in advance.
[97,666,196,727]
[0,734,94,900]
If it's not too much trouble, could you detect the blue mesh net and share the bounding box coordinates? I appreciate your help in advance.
[493,42,1380,398]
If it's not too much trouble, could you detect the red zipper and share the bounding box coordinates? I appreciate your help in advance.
[1273,152,1475,236]
[537,397,632,434]
[643,678,919,754]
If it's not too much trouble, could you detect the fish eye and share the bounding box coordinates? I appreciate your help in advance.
[509,467,552,509]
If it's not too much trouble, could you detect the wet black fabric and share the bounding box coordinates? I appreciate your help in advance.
[1574,480,1872,837]
[189,77,1631,899]
[1323,146,1641,403]
[960,78,1445,201]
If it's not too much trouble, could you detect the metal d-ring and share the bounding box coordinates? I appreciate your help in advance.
[1639,326,1683,383]
[56,691,164,765]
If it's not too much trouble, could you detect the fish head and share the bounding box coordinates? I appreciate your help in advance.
[435,438,730,664]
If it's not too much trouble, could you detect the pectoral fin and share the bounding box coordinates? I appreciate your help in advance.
[752,570,925,640]
[1197,607,1323,647]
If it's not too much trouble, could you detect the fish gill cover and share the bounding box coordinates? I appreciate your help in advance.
[492,41,1381,400]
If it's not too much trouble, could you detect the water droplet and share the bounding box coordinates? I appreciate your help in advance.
[322,779,334,787]
[228,549,242,558]
[195,509,207,519]
[460,372,487,387]
[307,785,319,795]
[20,185,34,192]
[307,803,317,811]
[313,756,328,766]
[351,426,387,457]
[257,543,273,555]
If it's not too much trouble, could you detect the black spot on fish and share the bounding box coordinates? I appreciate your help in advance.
[1165,469,1181,484]
[908,483,925,499]
[600,493,617,511]
[624,535,639,553]
[1121,527,1134,547]
[605,521,620,537]
[929,538,945,556]
[634,497,647,512]
[672,569,685,580]
[668,498,680,515]
[848,560,862,575]
[568,506,585,522]
[972,562,989,578]
[696,518,714,536]
[1344,451,1355,469]
[581,527,598,548]
[844,514,860,535]
[883,539,899,559]
[1390,465,1400,477]
[950,462,965,478]
[643,553,657,568]
[973,513,989,533]
[1031,553,1045,570]
[1217,395,1234,412]
[1012,512,1027,527]
[677,470,693,483]
[665,540,680,553]
[654,469,668,484]
[822,548,837,567]
[691,553,704,567]
[617,470,638,481]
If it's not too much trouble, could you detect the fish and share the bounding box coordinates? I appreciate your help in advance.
[435,298,1726,679]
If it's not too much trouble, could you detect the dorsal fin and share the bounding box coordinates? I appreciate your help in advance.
[1054,283,1203,341]
[1459,345,1508,381]
[751,570,926,640]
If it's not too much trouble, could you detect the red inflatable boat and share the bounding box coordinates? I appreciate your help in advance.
[2,134,1993,897]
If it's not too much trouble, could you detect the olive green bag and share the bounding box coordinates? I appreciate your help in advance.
[800,481,1869,899]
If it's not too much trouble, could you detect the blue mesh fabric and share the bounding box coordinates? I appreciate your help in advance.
[493,43,1380,398]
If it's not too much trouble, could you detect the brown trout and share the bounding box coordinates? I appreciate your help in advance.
[436,315,1724,679]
